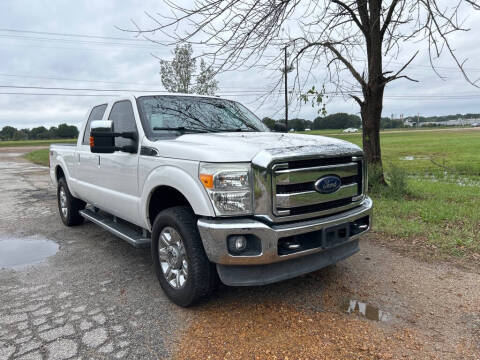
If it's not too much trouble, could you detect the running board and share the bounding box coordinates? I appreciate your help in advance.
[79,209,151,248]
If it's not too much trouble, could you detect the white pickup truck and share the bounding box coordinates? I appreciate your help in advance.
[50,94,372,307]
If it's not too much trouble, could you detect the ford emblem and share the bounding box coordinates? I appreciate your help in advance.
[314,175,341,194]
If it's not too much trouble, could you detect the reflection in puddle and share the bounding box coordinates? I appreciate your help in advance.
[0,236,59,269]
[345,299,390,322]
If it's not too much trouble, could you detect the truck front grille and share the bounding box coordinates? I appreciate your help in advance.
[272,156,364,217]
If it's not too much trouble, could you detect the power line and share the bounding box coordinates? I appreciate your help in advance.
[0,28,150,42]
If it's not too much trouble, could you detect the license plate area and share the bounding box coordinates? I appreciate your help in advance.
[323,223,350,249]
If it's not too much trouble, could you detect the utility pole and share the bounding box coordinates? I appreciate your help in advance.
[284,46,288,132]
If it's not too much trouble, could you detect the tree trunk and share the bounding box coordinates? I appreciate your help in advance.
[361,86,386,185]
[362,1,386,186]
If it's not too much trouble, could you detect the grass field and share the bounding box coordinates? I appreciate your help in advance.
[303,128,480,179]
[0,139,76,147]
[24,148,50,166]
[23,129,480,261]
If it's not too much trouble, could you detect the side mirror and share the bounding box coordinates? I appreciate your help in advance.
[90,120,115,153]
[90,120,138,154]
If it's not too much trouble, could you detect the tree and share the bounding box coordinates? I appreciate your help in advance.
[130,1,480,184]
[0,126,17,140]
[262,117,275,130]
[314,113,361,130]
[159,43,218,95]
[56,123,79,138]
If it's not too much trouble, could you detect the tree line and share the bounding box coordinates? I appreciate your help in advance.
[261,113,407,132]
[0,124,79,141]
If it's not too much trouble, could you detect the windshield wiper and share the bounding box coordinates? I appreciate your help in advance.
[152,127,208,133]
[214,128,257,132]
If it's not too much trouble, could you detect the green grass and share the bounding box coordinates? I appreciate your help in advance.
[0,139,76,147]
[303,128,480,179]
[371,178,480,258]
[24,148,49,166]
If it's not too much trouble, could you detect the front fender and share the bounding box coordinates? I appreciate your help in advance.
[140,165,215,230]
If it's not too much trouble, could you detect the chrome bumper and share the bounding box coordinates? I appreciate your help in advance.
[197,196,372,266]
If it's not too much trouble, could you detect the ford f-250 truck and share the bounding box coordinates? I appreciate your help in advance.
[50,93,372,307]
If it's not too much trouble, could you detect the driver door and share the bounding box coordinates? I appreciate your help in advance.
[95,100,140,224]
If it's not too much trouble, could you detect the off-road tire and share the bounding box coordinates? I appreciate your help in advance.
[57,177,85,226]
[151,206,217,307]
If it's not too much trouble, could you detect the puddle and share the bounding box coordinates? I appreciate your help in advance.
[344,299,390,322]
[400,155,430,161]
[0,236,59,269]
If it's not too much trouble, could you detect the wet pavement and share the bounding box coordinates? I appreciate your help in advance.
[0,146,479,359]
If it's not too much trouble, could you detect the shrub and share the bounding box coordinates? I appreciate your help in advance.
[385,164,409,198]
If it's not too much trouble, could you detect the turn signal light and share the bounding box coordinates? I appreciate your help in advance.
[89,136,94,147]
[199,174,214,188]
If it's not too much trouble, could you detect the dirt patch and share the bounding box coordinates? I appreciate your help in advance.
[175,298,437,360]
[367,232,480,274]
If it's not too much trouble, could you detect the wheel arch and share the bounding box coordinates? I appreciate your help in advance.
[141,165,215,230]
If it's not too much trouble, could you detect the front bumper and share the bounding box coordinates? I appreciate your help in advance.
[198,196,372,286]
[198,196,372,265]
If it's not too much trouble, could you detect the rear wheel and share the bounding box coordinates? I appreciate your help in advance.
[151,206,217,307]
[57,177,85,226]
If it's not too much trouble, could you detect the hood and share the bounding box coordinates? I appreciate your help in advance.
[148,132,362,163]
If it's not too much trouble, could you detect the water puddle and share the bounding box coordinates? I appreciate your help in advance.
[0,235,59,269]
[344,299,390,322]
[400,155,430,161]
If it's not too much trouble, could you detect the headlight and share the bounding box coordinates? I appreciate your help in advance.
[199,163,252,216]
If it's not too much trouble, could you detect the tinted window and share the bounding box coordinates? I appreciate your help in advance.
[108,100,137,148]
[82,104,107,145]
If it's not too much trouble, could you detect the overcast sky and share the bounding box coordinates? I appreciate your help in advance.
[1,0,480,129]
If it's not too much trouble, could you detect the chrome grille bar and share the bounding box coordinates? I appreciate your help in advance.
[276,183,358,208]
[275,162,358,185]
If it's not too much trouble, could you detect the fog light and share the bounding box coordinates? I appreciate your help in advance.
[232,235,247,251]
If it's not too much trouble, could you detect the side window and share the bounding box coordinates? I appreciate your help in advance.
[108,101,138,148]
[82,104,107,145]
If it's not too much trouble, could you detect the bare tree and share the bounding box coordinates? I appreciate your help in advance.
[130,0,480,183]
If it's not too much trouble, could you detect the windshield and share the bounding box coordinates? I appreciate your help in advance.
[136,95,269,137]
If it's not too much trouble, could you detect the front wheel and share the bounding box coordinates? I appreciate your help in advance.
[151,206,217,307]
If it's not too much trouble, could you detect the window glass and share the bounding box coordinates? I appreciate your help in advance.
[82,104,107,145]
[136,96,269,139]
[108,100,137,148]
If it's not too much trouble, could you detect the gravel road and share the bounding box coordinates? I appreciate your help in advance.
[0,147,478,359]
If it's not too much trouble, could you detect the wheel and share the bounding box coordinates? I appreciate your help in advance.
[151,206,217,307]
[57,177,85,226]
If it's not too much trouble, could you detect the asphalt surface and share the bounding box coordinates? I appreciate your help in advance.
[0,148,186,359]
[0,147,479,359]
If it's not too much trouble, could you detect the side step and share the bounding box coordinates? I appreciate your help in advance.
[79,209,151,248]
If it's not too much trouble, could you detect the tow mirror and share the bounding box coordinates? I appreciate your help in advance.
[90,120,138,154]
[90,120,115,153]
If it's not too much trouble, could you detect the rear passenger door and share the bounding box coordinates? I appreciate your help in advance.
[75,103,108,202]
[95,100,140,223]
